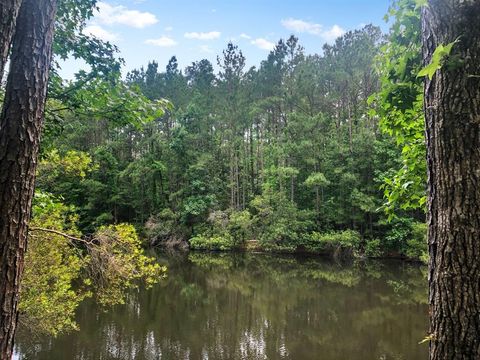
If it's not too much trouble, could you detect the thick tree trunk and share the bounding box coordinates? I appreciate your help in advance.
[0,0,22,84]
[422,1,480,359]
[0,0,57,357]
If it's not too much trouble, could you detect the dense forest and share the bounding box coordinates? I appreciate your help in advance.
[38,19,426,258]
[1,0,479,358]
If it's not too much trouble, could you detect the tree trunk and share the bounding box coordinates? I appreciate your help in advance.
[347,101,353,154]
[230,148,235,208]
[249,126,255,196]
[0,0,22,84]
[422,1,480,359]
[235,148,240,209]
[0,0,57,357]
[290,176,294,202]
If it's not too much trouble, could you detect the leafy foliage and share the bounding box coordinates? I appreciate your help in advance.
[21,193,88,336]
[418,40,458,79]
[302,230,362,255]
[406,222,428,262]
[189,234,235,251]
[39,23,426,259]
[370,0,426,217]
[21,193,166,336]
[252,187,314,250]
[87,224,165,306]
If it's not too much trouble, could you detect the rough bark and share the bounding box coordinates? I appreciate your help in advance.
[0,0,22,84]
[0,0,57,357]
[422,1,480,359]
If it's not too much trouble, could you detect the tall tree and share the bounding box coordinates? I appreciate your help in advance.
[217,42,246,210]
[422,1,480,358]
[0,0,22,83]
[0,0,57,357]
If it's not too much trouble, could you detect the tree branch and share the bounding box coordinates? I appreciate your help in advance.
[29,227,95,245]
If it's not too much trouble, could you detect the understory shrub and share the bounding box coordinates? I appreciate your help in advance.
[188,209,253,250]
[405,222,428,263]
[364,238,382,257]
[382,217,414,253]
[251,188,313,249]
[302,230,362,256]
[228,210,253,245]
[189,234,234,251]
[381,217,427,261]
[145,208,187,247]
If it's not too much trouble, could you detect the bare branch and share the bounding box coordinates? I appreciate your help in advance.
[29,227,96,246]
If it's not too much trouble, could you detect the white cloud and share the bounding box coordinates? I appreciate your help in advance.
[281,18,322,35]
[281,18,345,42]
[95,2,158,28]
[240,33,251,39]
[322,25,345,43]
[83,25,118,42]
[251,38,275,51]
[184,31,221,40]
[165,26,173,32]
[145,36,177,47]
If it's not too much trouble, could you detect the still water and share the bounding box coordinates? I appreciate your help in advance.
[14,252,428,360]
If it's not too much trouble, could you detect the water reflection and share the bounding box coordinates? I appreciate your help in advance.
[15,253,428,360]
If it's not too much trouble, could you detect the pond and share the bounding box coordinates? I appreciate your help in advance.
[14,252,428,360]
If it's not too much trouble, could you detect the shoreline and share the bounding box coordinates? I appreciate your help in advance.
[153,240,427,264]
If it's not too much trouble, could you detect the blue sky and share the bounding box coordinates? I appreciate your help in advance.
[61,0,391,78]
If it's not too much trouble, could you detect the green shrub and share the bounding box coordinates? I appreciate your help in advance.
[382,217,414,253]
[364,238,382,257]
[228,210,253,245]
[381,218,428,261]
[302,230,362,255]
[406,222,428,263]
[189,233,234,251]
[192,209,254,250]
[251,188,313,248]
[145,208,186,247]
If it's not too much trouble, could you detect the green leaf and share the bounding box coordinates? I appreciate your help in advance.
[418,63,438,79]
[418,40,458,79]
[414,0,428,9]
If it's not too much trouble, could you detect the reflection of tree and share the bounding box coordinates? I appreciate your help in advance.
[15,253,428,360]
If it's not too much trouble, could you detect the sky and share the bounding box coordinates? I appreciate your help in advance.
[60,0,392,79]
